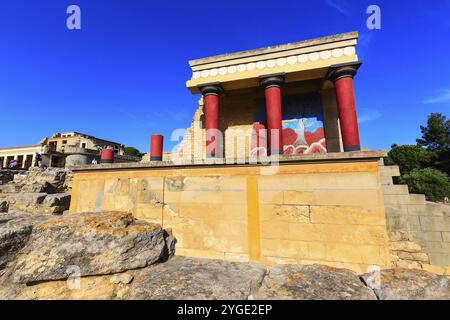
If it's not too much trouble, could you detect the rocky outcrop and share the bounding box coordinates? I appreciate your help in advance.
[130,256,266,300]
[1,210,449,300]
[6,212,173,284]
[0,200,9,212]
[0,212,51,270]
[0,170,17,185]
[0,167,71,215]
[361,268,450,300]
[256,264,377,300]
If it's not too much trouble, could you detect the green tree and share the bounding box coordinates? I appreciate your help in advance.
[400,168,450,202]
[416,113,450,175]
[386,144,431,174]
[123,146,143,158]
[417,113,450,152]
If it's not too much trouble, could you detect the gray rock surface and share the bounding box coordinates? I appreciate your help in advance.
[0,200,9,212]
[0,213,51,269]
[9,212,170,284]
[130,256,266,300]
[361,268,450,300]
[256,264,377,300]
[110,273,134,285]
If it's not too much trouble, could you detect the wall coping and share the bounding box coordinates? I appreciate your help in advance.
[70,150,387,172]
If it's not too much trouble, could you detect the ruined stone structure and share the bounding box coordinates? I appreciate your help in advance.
[64,32,449,275]
[0,131,138,169]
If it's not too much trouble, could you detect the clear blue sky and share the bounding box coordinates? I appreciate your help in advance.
[1,0,449,153]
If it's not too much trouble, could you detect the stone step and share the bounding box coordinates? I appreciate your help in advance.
[380,175,394,186]
[380,165,400,178]
[382,185,409,195]
[384,194,426,205]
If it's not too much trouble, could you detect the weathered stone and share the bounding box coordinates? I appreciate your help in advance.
[361,268,450,300]
[20,182,57,194]
[9,212,171,284]
[8,193,47,206]
[389,241,422,253]
[0,184,21,194]
[0,213,51,269]
[130,256,266,300]
[0,170,17,185]
[256,264,377,300]
[0,200,9,213]
[110,273,134,285]
[43,193,71,209]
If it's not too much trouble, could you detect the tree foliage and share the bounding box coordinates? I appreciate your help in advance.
[386,144,430,174]
[417,113,450,152]
[124,146,143,158]
[388,113,450,202]
[400,168,450,202]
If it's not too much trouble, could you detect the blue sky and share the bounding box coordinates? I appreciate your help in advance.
[1,0,449,152]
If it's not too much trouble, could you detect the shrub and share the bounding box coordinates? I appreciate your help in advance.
[400,168,450,202]
[386,145,431,174]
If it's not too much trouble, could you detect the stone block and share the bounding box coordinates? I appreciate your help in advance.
[288,223,323,242]
[260,221,290,240]
[442,232,450,242]
[310,205,385,226]
[422,263,447,275]
[382,185,409,195]
[258,191,283,204]
[260,239,307,259]
[260,204,310,223]
[384,194,425,205]
[420,216,450,232]
[389,241,422,253]
[380,165,400,177]
[380,175,393,185]
[283,190,315,205]
[407,204,443,216]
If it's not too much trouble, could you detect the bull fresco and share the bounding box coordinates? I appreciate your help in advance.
[253,92,327,155]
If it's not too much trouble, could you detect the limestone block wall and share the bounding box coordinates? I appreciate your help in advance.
[381,160,450,274]
[70,158,390,274]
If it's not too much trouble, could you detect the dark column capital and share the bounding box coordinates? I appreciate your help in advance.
[198,82,223,96]
[259,73,285,89]
[327,61,362,82]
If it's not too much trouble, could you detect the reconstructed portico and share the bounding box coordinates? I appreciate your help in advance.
[178,31,362,161]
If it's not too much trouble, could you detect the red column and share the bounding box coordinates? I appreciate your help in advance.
[100,148,114,163]
[328,62,362,152]
[150,134,163,161]
[201,85,223,158]
[261,76,284,155]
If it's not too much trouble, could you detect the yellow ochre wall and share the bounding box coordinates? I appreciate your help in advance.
[70,160,390,274]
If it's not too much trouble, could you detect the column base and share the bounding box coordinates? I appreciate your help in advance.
[100,159,114,164]
[150,156,163,161]
[343,145,361,152]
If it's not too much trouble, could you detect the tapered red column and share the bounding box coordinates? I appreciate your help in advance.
[150,134,163,161]
[261,75,284,155]
[328,62,362,152]
[200,84,223,158]
[100,148,114,163]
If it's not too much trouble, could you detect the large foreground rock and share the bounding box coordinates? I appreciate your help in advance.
[9,212,172,284]
[256,264,377,300]
[361,268,450,300]
[0,213,51,269]
[130,256,266,300]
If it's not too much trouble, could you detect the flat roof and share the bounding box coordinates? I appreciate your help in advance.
[0,144,41,151]
[189,31,358,68]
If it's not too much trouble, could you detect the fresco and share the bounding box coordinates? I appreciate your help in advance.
[253,92,327,155]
